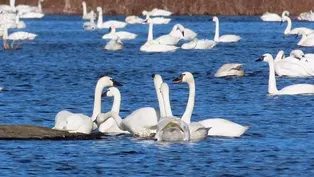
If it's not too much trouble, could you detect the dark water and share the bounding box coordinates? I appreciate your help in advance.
[1,15,314,176]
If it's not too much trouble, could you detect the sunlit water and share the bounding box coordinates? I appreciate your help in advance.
[0,15,314,176]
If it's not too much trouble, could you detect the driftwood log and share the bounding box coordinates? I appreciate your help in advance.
[0,125,103,140]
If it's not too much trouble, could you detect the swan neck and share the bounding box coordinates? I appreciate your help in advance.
[154,81,165,118]
[181,80,195,124]
[3,27,8,40]
[111,92,121,114]
[268,59,278,94]
[148,22,153,41]
[285,17,292,34]
[82,3,87,15]
[214,19,219,41]
[298,33,307,45]
[97,10,103,27]
[38,0,42,12]
[91,82,104,121]
[162,87,173,117]
[10,0,15,8]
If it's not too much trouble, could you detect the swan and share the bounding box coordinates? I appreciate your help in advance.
[1,25,36,50]
[96,7,126,29]
[82,1,95,20]
[297,30,314,47]
[96,89,159,138]
[214,63,244,77]
[142,8,172,16]
[0,0,15,13]
[260,11,289,22]
[181,38,216,50]
[155,83,191,142]
[298,10,314,21]
[53,76,123,134]
[102,24,137,40]
[256,54,314,95]
[173,72,249,137]
[274,50,314,77]
[282,15,314,35]
[212,16,241,43]
[145,14,171,24]
[104,36,123,51]
[169,24,197,40]
[154,24,184,45]
[20,11,44,19]
[83,11,96,30]
[125,15,144,24]
[16,0,44,14]
[140,18,179,52]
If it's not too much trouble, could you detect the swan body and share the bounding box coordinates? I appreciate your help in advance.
[282,15,314,35]
[140,18,178,52]
[181,38,216,50]
[214,63,244,77]
[260,11,289,22]
[298,10,314,21]
[297,30,314,47]
[82,1,95,20]
[155,24,184,45]
[53,76,122,133]
[213,16,241,43]
[96,7,126,29]
[169,24,197,40]
[142,8,172,16]
[125,15,144,24]
[257,54,314,95]
[174,72,248,137]
[146,15,171,24]
[20,12,44,19]
[16,0,44,14]
[102,24,137,40]
[104,36,123,51]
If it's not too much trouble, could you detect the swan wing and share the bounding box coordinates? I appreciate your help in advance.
[195,39,216,49]
[214,63,244,77]
[156,34,180,45]
[279,84,314,94]
[219,35,241,42]
[102,20,127,28]
[181,39,197,49]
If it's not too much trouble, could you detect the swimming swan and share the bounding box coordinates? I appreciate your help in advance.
[174,72,249,137]
[142,8,172,16]
[297,30,314,47]
[214,63,245,77]
[104,36,123,51]
[212,16,241,43]
[256,54,314,95]
[260,11,289,22]
[169,24,197,41]
[102,24,137,40]
[16,0,44,14]
[53,76,122,134]
[145,14,171,24]
[181,38,216,50]
[83,11,96,30]
[125,15,144,24]
[96,7,127,29]
[282,15,314,35]
[2,25,37,50]
[82,1,96,20]
[140,18,179,52]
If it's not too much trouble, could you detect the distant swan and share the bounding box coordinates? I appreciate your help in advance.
[83,11,96,30]
[142,8,172,16]
[181,38,216,50]
[2,25,37,50]
[82,1,95,20]
[282,15,314,35]
[53,76,122,134]
[145,14,171,24]
[16,0,44,14]
[214,63,244,77]
[297,30,314,47]
[212,16,241,43]
[174,72,249,137]
[169,24,197,40]
[96,7,127,29]
[102,24,137,40]
[104,36,123,51]
[125,15,144,24]
[260,11,289,22]
[140,18,179,52]
[256,54,314,95]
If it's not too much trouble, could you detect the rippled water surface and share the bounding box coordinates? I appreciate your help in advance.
[1,15,314,176]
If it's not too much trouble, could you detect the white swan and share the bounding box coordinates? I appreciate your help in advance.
[140,18,178,52]
[16,0,44,14]
[174,72,249,137]
[169,24,197,40]
[102,24,137,40]
[53,76,122,134]
[298,10,314,21]
[142,8,172,16]
[155,83,190,142]
[125,15,144,24]
[104,36,123,51]
[260,11,289,22]
[155,24,184,45]
[214,63,244,77]
[0,0,15,12]
[1,25,36,50]
[20,11,44,19]
[282,15,314,35]
[257,54,314,95]
[274,50,314,77]
[297,30,314,47]
[146,14,171,24]
[96,7,126,29]
[181,38,216,50]
[83,11,96,30]
[82,1,95,20]
[212,16,241,43]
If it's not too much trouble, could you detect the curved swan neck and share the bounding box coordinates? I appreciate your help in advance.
[91,82,104,121]
[214,19,220,41]
[111,92,121,114]
[268,58,278,94]
[298,33,307,45]
[284,17,292,34]
[15,14,19,24]
[181,79,195,124]
[148,21,153,41]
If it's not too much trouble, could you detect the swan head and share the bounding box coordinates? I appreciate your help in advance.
[290,49,305,60]
[103,87,120,97]
[173,72,194,84]
[82,1,86,5]
[256,54,273,63]
[212,16,218,22]
[142,10,148,16]
[152,74,163,88]
[96,7,102,12]
[98,76,123,88]
[281,10,289,17]
[143,17,152,24]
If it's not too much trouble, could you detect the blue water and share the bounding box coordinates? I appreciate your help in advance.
[1,15,314,176]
